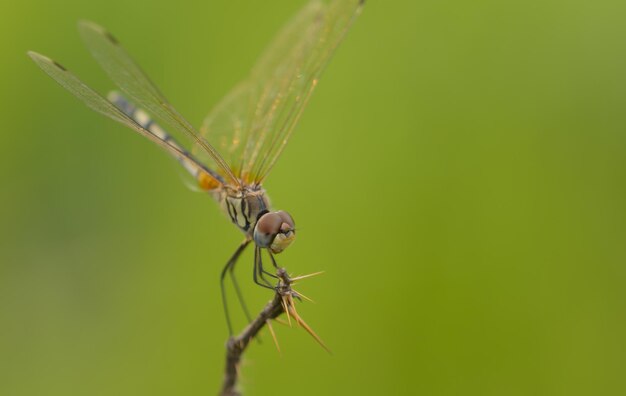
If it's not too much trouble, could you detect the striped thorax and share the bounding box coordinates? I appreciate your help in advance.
[219,185,271,234]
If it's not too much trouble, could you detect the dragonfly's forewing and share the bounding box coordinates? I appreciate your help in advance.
[77,21,240,187]
[199,0,364,185]
[28,51,218,184]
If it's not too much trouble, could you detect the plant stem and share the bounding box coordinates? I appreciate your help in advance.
[219,268,291,396]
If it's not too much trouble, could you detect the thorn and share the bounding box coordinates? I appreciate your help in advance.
[280,296,292,327]
[287,294,298,326]
[273,317,290,326]
[290,271,325,282]
[266,320,281,355]
[292,288,315,303]
[288,306,332,354]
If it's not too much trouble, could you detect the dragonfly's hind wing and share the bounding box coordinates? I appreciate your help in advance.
[77,20,240,187]
[199,0,364,185]
[28,51,222,189]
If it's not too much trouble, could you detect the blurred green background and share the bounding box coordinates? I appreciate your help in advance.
[2,0,626,395]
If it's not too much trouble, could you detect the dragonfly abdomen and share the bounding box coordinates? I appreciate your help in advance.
[108,91,222,190]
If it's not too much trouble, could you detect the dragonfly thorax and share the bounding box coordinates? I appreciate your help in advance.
[253,211,296,254]
[220,187,271,234]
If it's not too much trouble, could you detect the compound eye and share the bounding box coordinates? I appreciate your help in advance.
[253,211,297,251]
[253,212,282,248]
[256,212,282,236]
[276,211,295,230]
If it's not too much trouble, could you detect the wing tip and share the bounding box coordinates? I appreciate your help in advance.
[77,19,100,31]
[77,19,98,35]
[77,19,119,45]
[27,51,68,71]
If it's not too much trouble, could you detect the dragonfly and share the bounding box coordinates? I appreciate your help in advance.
[28,0,363,335]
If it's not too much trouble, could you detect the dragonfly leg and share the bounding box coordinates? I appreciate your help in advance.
[261,260,278,278]
[221,238,252,336]
[257,249,280,287]
[268,251,279,269]
[229,255,253,324]
[261,269,278,280]
[253,246,275,289]
[259,251,280,280]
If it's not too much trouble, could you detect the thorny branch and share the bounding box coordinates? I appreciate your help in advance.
[219,268,328,396]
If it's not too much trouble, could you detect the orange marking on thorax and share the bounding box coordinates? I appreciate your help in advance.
[197,171,221,191]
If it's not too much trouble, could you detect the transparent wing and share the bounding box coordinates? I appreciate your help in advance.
[27,51,221,186]
[76,20,240,187]
[198,0,364,185]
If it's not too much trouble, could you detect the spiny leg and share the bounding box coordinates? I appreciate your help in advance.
[260,250,280,279]
[220,238,251,336]
[257,248,279,287]
[229,251,253,325]
[258,250,278,285]
[253,246,274,289]
[261,266,278,280]
[268,251,279,269]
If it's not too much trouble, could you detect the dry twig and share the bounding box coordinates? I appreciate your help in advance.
[219,268,326,396]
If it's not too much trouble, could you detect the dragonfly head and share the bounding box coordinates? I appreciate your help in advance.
[253,210,296,254]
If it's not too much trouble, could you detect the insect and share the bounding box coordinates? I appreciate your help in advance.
[28,0,363,334]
